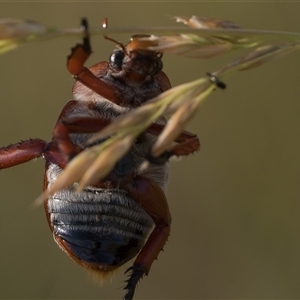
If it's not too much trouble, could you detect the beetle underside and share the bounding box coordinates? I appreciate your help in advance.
[0,18,200,300]
[47,164,154,273]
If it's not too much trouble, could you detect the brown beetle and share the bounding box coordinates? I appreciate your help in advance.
[0,19,200,300]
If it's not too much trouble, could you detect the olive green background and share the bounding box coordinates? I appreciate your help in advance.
[1,1,300,299]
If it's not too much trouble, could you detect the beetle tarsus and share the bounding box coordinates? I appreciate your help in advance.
[80,18,91,53]
[123,265,146,300]
[67,19,92,76]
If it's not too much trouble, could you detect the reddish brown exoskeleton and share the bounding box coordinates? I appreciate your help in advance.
[0,19,200,300]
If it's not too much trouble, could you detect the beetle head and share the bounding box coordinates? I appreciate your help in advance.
[106,35,163,85]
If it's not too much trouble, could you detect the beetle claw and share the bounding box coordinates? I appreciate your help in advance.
[124,265,134,275]
[123,265,146,300]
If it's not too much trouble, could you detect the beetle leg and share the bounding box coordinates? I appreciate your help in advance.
[45,100,110,162]
[43,142,70,169]
[67,19,123,104]
[167,134,200,156]
[52,117,111,161]
[51,121,84,160]
[57,116,111,134]
[123,176,171,300]
[0,139,46,169]
[55,100,112,131]
[146,123,200,164]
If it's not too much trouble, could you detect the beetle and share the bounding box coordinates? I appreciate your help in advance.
[0,19,200,300]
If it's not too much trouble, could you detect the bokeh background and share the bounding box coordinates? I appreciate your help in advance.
[1,1,300,299]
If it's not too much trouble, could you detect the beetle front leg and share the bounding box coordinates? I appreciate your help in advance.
[123,176,171,300]
[67,19,123,104]
[146,124,200,164]
[0,139,46,169]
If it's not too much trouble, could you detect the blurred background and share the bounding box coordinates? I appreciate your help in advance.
[1,2,300,299]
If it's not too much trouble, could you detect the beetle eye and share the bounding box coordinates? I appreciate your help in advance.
[154,59,163,75]
[109,50,125,70]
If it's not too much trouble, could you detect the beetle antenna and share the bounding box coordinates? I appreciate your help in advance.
[102,18,127,54]
[104,35,127,54]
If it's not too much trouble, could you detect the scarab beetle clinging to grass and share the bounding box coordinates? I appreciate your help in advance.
[0,19,200,300]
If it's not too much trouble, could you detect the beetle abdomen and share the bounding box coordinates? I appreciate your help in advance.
[47,188,153,270]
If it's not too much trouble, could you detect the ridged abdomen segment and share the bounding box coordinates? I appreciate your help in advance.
[47,188,153,268]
